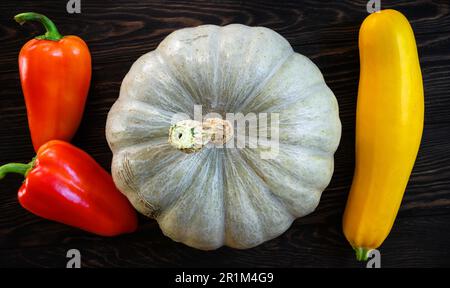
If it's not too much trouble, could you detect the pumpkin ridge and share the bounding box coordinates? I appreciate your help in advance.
[153,148,213,221]
[157,149,226,249]
[221,28,253,112]
[222,26,292,112]
[223,149,293,247]
[106,100,176,152]
[236,51,294,113]
[236,148,296,219]
[209,26,221,109]
[251,145,330,188]
[222,149,264,248]
[120,51,197,114]
[248,80,326,114]
[154,50,199,106]
[114,142,198,217]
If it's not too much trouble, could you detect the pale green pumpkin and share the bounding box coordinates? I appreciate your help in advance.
[106,24,341,250]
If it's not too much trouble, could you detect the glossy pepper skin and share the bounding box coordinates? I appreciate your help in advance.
[0,140,138,236]
[15,12,91,152]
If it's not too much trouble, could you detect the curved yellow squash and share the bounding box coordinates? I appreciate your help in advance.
[343,9,424,261]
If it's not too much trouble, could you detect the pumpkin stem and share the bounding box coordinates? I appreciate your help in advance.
[168,118,233,153]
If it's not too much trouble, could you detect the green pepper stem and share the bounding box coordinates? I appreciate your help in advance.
[14,12,63,41]
[0,157,36,180]
[354,247,372,261]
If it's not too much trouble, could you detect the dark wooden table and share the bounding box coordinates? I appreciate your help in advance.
[0,0,449,268]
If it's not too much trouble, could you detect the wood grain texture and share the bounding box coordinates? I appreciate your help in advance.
[0,0,449,267]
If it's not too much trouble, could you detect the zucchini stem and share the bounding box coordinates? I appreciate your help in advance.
[354,247,372,261]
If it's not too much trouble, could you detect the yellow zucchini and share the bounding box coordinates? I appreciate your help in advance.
[342,9,424,261]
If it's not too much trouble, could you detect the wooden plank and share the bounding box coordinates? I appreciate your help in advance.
[0,214,449,268]
[0,0,449,267]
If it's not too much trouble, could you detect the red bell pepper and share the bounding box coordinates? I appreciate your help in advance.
[0,140,138,236]
[15,12,91,152]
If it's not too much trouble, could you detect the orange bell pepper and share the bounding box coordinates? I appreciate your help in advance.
[15,12,91,152]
